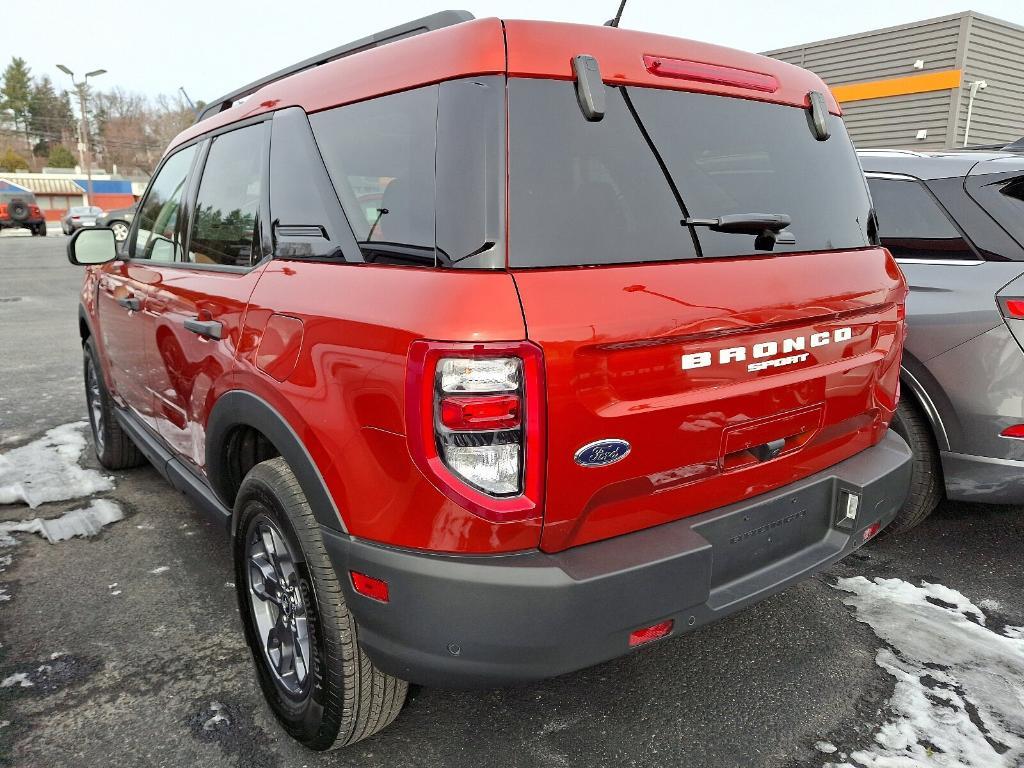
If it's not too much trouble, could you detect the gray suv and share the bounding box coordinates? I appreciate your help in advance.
[859,148,1024,532]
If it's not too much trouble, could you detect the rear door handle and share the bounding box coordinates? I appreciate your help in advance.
[116,296,141,311]
[184,318,223,340]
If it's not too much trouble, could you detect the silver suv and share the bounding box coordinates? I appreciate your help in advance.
[859,148,1024,532]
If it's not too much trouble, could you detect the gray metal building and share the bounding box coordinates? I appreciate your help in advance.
[764,11,1024,150]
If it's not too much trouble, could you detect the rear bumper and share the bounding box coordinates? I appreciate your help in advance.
[942,450,1024,504]
[323,430,911,688]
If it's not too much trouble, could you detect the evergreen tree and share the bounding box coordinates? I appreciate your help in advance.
[1,58,33,146]
[47,144,77,168]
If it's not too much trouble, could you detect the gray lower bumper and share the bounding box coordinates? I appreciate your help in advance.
[323,431,912,688]
[942,450,1024,504]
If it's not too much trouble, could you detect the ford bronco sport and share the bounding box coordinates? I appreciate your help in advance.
[68,11,912,750]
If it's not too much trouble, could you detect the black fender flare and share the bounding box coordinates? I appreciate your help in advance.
[206,390,347,536]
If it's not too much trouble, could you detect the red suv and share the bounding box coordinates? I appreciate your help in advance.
[68,11,912,750]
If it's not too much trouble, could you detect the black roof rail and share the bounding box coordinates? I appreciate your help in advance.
[195,10,475,124]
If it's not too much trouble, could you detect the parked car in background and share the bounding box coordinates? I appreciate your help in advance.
[61,206,105,236]
[859,148,1024,532]
[95,203,137,242]
[0,191,47,236]
[67,11,911,750]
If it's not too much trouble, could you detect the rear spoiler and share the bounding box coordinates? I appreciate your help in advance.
[195,10,474,123]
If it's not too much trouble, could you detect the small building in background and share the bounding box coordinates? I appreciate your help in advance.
[764,11,1024,150]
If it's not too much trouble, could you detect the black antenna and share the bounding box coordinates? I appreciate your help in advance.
[604,0,628,27]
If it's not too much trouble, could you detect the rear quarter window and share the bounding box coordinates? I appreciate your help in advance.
[966,170,1024,252]
[866,177,977,261]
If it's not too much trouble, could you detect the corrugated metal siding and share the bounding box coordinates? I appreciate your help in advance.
[957,15,1024,147]
[843,92,952,149]
[765,14,964,149]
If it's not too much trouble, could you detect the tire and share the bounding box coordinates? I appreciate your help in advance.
[234,457,407,750]
[109,220,130,242]
[33,223,46,237]
[83,337,145,470]
[885,396,943,534]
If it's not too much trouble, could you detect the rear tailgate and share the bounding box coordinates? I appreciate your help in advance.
[515,250,904,551]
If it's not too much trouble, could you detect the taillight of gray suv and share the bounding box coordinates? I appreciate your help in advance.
[860,148,1024,532]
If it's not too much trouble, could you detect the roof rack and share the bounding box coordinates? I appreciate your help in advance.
[195,10,475,123]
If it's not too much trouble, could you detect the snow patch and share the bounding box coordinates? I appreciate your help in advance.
[825,577,1024,768]
[0,423,113,507]
[1,672,32,688]
[815,741,839,754]
[149,566,169,575]
[202,701,231,731]
[0,500,124,543]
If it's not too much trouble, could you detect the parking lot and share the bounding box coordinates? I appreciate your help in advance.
[1,234,1023,768]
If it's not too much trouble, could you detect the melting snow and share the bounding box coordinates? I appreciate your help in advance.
[0,423,113,507]
[202,701,231,731]
[824,577,1024,768]
[149,566,169,575]
[816,741,839,754]
[0,500,123,544]
[1,672,32,688]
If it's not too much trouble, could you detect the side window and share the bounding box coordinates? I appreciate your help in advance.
[188,123,265,267]
[867,177,976,260]
[966,172,1024,252]
[132,145,197,261]
[310,85,438,266]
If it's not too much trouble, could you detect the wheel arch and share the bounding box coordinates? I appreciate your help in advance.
[206,390,347,536]
[899,352,957,452]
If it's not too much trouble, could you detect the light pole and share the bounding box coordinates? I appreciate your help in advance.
[56,64,106,206]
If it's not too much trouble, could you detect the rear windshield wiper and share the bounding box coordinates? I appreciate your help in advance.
[683,213,796,250]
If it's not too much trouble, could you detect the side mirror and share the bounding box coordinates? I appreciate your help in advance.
[67,227,118,266]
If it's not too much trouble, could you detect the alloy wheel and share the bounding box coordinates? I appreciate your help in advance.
[85,356,105,455]
[246,516,312,697]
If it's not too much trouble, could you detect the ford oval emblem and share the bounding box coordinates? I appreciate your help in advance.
[574,439,631,467]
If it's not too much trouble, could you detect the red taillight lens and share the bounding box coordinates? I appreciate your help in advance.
[0,205,7,218]
[406,341,546,523]
[629,619,674,647]
[350,571,389,602]
[863,522,883,541]
[643,55,779,93]
[1004,299,1024,319]
[1001,425,1024,439]
[440,394,521,431]
[30,206,41,217]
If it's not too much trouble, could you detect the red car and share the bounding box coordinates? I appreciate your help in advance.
[67,11,911,750]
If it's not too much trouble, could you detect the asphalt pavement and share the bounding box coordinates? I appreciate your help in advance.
[1,234,1022,768]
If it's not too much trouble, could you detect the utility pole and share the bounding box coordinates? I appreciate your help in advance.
[57,64,106,207]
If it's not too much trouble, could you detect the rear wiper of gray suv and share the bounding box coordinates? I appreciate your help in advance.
[683,213,796,250]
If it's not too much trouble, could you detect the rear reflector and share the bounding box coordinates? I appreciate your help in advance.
[643,55,779,93]
[628,619,674,647]
[862,522,882,542]
[350,571,389,602]
[1000,425,1024,439]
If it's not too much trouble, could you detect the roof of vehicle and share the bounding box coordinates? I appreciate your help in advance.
[167,15,835,153]
[858,148,1024,180]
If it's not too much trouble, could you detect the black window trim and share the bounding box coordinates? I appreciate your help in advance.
[865,171,985,265]
[125,113,274,275]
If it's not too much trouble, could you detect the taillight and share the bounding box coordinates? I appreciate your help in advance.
[30,205,41,217]
[406,341,545,522]
[0,204,7,218]
[1000,298,1024,319]
[1001,425,1024,439]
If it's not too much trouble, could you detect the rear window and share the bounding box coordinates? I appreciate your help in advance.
[508,80,873,267]
[966,171,1024,249]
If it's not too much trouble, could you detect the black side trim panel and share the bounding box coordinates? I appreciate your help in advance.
[205,390,345,534]
[113,408,232,530]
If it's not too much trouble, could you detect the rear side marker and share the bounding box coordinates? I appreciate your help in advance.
[351,571,390,603]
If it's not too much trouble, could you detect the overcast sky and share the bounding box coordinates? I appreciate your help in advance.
[17,0,1024,103]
